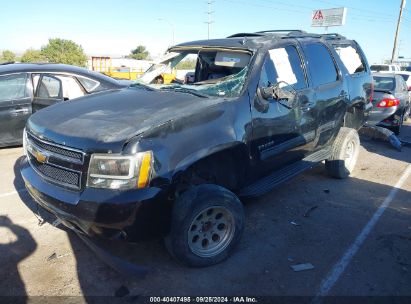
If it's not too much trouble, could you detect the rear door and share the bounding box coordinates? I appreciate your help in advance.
[32,74,63,112]
[300,41,348,148]
[330,40,373,128]
[0,73,32,146]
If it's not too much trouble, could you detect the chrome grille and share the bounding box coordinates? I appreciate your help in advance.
[26,132,86,190]
[27,133,84,163]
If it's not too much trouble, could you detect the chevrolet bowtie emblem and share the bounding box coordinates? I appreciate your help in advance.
[35,151,47,163]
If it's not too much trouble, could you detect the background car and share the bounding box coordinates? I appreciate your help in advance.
[0,63,128,147]
[370,64,401,73]
[367,72,410,134]
[395,71,411,91]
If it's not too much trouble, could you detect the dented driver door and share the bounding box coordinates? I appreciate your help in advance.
[250,44,317,176]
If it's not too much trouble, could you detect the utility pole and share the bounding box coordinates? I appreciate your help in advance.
[391,0,406,63]
[205,1,214,39]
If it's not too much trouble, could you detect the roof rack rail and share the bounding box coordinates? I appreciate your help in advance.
[285,33,322,39]
[255,30,306,35]
[227,33,266,38]
[321,33,346,40]
[0,61,15,65]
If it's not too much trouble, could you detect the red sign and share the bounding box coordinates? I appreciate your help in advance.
[313,10,324,20]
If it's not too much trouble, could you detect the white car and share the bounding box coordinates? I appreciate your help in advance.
[370,64,401,73]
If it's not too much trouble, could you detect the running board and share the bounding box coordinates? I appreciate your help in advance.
[239,148,331,198]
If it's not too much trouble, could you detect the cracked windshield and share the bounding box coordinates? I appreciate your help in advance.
[133,49,251,97]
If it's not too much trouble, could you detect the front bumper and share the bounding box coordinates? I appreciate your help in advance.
[21,157,168,239]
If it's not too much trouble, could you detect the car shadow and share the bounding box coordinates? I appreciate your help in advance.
[0,215,37,303]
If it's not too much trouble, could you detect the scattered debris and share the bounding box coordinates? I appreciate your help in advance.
[303,205,318,218]
[290,221,300,226]
[35,204,45,226]
[359,126,402,151]
[290,263,315,272]
[46,252,70,262]
[115,285,130,298]
[323,189,330,194]
[47,253,57,261]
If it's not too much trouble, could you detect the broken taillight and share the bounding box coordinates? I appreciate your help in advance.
[376,98,400,108]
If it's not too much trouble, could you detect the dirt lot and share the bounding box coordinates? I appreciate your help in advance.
[1,123,411,303]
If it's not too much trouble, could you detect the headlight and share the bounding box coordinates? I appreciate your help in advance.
[87,151,153,190]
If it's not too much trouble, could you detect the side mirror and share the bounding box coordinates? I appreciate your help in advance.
[258,81,297,108]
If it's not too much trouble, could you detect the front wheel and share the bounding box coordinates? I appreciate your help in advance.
[325,127,360,179]
[165,184,245,267]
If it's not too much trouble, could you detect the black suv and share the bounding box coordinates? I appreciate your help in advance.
[21,30,372,267]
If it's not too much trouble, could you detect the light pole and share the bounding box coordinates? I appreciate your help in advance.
[158,18,175,46]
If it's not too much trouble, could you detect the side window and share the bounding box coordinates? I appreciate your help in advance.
[54,75,85,100]
[304,43,338,87]
[36,75,62,99]
[333,44,365,74]
[398,76,408,92]
[259,45,306,90]
[77,76,100,92]
[0,73,29,103]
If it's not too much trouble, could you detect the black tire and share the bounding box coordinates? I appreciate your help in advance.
[325,127,360,179]
[392,112,404,135]
[165,184,245,267]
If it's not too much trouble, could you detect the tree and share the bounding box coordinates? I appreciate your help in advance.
[20,49,44,63]
[41,38,88,67]
[129,45,150,60]
[1,50,16,62]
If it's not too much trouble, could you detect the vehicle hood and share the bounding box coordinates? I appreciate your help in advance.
[27,87,223,152]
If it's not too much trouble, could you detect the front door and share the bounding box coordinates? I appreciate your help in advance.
[0,73,32,146]
[250,43,317,178]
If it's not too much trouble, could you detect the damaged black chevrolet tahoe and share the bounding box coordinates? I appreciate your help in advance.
[21,31,373,267]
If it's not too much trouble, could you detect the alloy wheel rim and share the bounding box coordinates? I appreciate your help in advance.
[344,140,356,168]
[188,206,235,258]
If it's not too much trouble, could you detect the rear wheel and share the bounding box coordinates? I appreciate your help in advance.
[325,127,360,179]
[165,184,245,267]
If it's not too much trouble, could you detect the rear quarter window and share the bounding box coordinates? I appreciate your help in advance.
[333,44,365,74]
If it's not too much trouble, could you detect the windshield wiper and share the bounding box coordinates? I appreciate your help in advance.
[160,86,208,98]
[130,82,156,91]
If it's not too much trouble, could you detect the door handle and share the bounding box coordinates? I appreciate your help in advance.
[10,108,30,115]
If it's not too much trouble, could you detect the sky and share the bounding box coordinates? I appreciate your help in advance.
[1,0,410,64]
